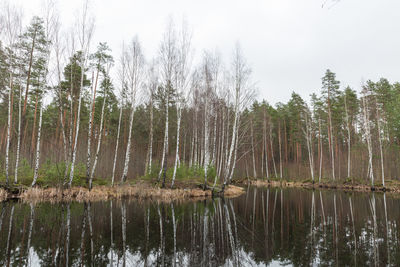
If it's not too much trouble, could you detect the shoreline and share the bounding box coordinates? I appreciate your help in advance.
[0,182,245,202]
[237,179,400,194]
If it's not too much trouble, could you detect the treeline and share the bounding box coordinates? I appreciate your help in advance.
[245,72,400,187]
[1,1,399,189]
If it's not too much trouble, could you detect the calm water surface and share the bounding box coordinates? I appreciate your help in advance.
[0,187,399,266]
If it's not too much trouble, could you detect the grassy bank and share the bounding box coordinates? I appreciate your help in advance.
[0,177,244,202]
[0,162,247,201]
[237,177,400,193]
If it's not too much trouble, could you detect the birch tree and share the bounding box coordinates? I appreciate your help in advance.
[158,19,177,188]
[89,68,113,190]
[86,42,112,185]
[2,2,21,186]
[145,61,158,175]
[111,44,127,185]
[171,20,192,188]
[32,0,56,187]
[68,1,94,187]
[121,37,144,182]
[303,107,315,183]
[223,44,253,188]
[362,88,374,187]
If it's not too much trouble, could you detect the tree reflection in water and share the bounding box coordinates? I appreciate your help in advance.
[0,188,399,266]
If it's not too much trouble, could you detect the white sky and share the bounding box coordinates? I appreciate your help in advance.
[8,0,400,105]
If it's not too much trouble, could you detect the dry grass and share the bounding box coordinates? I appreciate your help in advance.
[18,182,245,202]
[0,188,7,201]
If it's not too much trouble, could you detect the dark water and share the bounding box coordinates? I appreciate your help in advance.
[0,187,399,266]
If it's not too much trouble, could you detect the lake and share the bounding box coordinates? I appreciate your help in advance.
[0,187,398,266]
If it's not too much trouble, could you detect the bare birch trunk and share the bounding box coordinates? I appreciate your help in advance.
[111,106,122,186]
[318,119,323,183]
[344,95,351,179]
[278,121,282,179]
[147,95,154,175]
[5,72,12,186]
[203,97,210,190]
[32,104,43,187]
[211,110,217,166]
[304,111,314,183]
[263,109,269,179]
[171,106,182,188]
[89,91,107,189]
[362,95,374,187]
[86,72,95,185]
[376,98,385,187]
[121,98,135,182]
[68,55,87,187]
[158,90,169,187]
[250,119,257,178]
[270,124,278,178]
[14,84,22,184]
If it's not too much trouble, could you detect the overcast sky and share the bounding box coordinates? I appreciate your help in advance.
[10,0,400,105]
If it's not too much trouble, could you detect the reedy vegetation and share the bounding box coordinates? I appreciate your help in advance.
[0,1,399,190]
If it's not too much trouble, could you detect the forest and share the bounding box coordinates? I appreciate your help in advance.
[1,1,399,190]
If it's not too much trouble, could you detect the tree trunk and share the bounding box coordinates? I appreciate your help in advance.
[111,105,123,186]
[146,96,153,175]
[5,72,13,186]
[14,84,22,184]
[158,90,169,187]
[89,90,107,190]
[86,72,95,185]
[32,104,43,187]
[121,98,136,182]
[376,98,385,187]
[171,105,182,188]
[263,109,269,179]
[68,52,87,187]
[270,123,278,178]
[251,119,257,178]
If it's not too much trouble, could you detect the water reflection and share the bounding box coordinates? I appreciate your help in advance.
[0,188,400,266]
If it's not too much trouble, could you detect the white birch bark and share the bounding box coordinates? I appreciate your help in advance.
[375,98,385,187]
[147,93,154,175]
[211,110,217,166]
[269,124,278,178]
[318,119,323,183]
[303,109,314,183]
[171,21,192,187]
[121,93,136,182]
[111,105,122,186]
[121,38,143,182]
[250,119,257,178]
[344,94,351,178]
[68,3,94,187]
[278,121,283,179]
[68,55,87,187]
[171,106,182,188]
[217,107,225,179]
[327,87,335,180]
[14,82,22,184]
[5,72,12,186]
[203,94,210,189]
[31,104,43,187]
[89,89,107,189]
[158,90,169,186]
[86,72,95,184]
[362,94,374,186]
[228,116,240,183]
[263,109,269,179]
